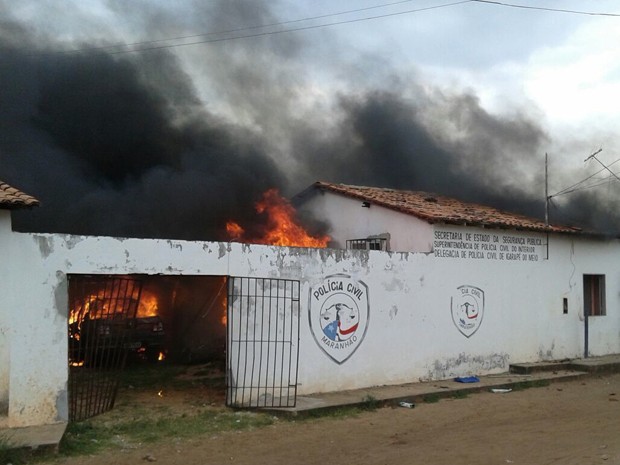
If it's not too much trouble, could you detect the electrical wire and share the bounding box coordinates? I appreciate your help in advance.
[550,158,620,198]
[23,0,424,56]
[472,0,620,17]
[16,0,620,58]
[23,0,473,57]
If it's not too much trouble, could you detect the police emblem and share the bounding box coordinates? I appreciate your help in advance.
[451,285,485,338]
[309,274,369,364]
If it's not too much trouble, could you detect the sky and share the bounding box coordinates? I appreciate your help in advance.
[2,0,620,240]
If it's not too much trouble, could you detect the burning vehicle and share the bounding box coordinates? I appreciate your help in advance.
[68,276,167,367]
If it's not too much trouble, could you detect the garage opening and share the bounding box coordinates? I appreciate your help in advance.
[68,274,300,422]
[68,274,228,422]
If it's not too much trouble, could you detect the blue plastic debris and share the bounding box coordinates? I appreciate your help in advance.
[454,376,480,383]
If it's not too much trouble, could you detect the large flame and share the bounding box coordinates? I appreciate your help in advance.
[69,286,159,324]
[227,189,329,247]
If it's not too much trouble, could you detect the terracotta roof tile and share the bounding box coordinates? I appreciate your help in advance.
[312,182,581,235]
[0,181,39,209]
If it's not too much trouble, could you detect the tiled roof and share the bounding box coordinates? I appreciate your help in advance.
[309,182,582,235]
[0,181,39,209]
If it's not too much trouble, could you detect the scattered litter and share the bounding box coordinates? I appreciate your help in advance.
[143,454,157,462]
[454,376,480,383]
[399,401,415,408]
[491,388,512,394]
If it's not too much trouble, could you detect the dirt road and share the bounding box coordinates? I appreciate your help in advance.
[55,373,620,465]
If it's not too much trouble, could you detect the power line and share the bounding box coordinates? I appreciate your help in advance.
[472,0,620,17]
[24,0,473,57]
[25,0,423,56]
[550,151,620,199]
[16,0,620,58]
[585,149,620,183]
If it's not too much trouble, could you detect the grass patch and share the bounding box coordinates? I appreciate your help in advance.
[510,379,551,392]
[0,438,59,465]
[423,393,441,403]
[0,439,29,465]
[360,395,379,411]
[452,390,469,399]
[59,409,276,458]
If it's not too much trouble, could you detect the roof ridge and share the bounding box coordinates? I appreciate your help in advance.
[312,181,583,235]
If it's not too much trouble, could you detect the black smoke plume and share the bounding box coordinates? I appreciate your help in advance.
[1,1,618,240]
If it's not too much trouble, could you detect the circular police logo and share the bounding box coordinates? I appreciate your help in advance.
[451,285,485,338]
[309,274,369,364]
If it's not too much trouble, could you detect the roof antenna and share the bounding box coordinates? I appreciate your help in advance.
[584,148,620,182]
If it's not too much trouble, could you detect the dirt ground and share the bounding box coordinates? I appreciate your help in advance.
[54,372,620,465]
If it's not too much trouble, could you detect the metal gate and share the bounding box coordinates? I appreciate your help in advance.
[68,275,143,422]
[226,277,300,408]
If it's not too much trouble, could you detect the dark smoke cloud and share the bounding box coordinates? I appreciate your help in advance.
[1,1,619,240]
[1,13,286,240]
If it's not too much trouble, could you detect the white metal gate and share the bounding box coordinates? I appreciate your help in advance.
[226,277,300,408]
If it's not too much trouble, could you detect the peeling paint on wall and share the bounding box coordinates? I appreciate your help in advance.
[166,240,183,251]
[55,385,68,422]
[425,352,509,380]
[218,242,229,259]
[64,236,84,250]
[34,235,54,258]
[53,272,68,318]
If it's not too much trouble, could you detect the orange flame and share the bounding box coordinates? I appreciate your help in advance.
[227,189,329,247]
[69,285,159,324]
[226,221,244,239]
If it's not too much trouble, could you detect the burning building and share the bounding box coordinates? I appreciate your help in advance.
[1,179,620,450]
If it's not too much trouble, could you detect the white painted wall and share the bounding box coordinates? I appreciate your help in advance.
[1,222,619,445]
[0,211,11,416]
[297,190,434,252]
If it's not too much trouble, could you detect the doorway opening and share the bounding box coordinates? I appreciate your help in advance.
[68,274,227,422]
[67,274,300,421]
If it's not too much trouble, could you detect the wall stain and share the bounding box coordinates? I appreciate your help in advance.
[166,240,182,251]
[318,248,347,264]
[389,305,399,320]
[55,384,68,422]
[54,272,68,318]
[218,243,230,259]
[64,235,84,250]
[425,352,509,380]
[34,235,54,258]
[538,341,556,360]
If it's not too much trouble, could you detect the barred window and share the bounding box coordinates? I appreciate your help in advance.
[346,238,387,251]
[583,274,606,316]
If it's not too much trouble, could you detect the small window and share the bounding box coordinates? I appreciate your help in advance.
[583,274,606,316]
[346,238,387,251]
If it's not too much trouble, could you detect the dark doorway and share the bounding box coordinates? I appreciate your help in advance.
[68,274,228,422]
